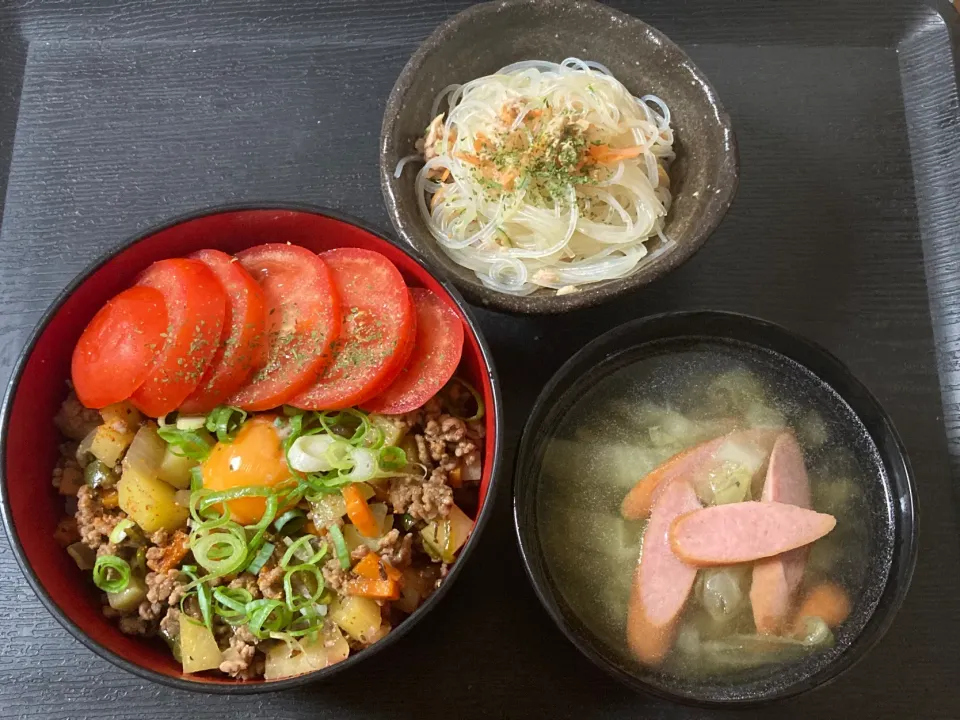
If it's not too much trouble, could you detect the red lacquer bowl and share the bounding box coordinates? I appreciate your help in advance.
[0,205,502,693]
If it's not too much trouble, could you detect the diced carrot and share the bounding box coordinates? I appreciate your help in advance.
[102,489,119,510]
[792,582,851,631]
[342,484,381,538]
[304,520,323,536]
[353,552,402,583]
[344,577,401,600]
[448,466,463,489]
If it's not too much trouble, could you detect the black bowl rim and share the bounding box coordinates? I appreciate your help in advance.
[512,309,918,707]
[379,0,740,315]
[0,201,505,695]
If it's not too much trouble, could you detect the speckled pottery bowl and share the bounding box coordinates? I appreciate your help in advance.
[380,0,739,314]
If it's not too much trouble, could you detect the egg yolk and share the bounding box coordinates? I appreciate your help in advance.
[201,416,291,524]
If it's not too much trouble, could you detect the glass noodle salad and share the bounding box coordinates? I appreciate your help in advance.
[52,242,483,680]
[395,58,676,296]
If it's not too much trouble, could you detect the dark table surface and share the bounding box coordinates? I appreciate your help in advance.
[0,1,959,718]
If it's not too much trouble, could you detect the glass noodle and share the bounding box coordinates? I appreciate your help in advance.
[396,58,676,296]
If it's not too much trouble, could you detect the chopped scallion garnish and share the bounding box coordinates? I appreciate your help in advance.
[327,525,350,569]
[204,405,248,443]
[92,554,131,593]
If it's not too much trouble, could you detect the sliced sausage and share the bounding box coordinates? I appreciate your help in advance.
[626,479,701,666]
[669,502,836,566]
[621,429,779,520]
[751,432,812,633]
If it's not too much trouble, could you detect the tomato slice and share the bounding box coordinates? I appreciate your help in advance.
[289,248,416,411]
[130,258,227,417]
[228,244,342,411]
[178,250,268,413]
[71,286,169,409]
[361,288,464,415]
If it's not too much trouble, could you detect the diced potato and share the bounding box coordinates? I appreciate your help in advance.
[107,575,147,612]
[118,465,188,533]
[329,595,382,643]
[369,414,404,447]
[180,618,222,674]
[123,423,166,478]
[395,567,427,614]
[343,524,377,553]
[309,494,347,529]
[263,626,349,680]
[100,402,142,434]
[90,425,135,467]
[157,447,197,490]
[420,504,474,562]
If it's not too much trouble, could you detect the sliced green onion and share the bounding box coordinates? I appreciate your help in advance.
[176,415,207,431]
[378,446,407,472]
[274,509,306,536]
[246,599,292,639]
[280,535,326,568]
[180,565,213,630]
[361,424,385,450]
[205,405,248,443]
[325,439,355,471]
[213,587,253,624]
[287,434,337,473]
[192,530,248,577]
[342,446,377,482]
[108,519,136,545]
[156,426,213,461]
[446,377,485,422]
[245,541,275,575]
[189,465,204,492]
[328,525,350,569]
[318,409,370,445]
[282,564,325,612]
[92,555,131,593]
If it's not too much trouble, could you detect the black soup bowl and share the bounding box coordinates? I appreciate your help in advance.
[513,311,917,706]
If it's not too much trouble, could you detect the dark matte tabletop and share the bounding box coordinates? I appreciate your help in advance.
[0,1,959,718]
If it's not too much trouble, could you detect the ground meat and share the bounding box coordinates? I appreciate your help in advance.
[146,530,190,573]
[387,476,453,522]
[159,606,180,639]
[421,416,477,471]
[75,485,126,551]
[55,392,101,441]
[350,544,371,562]
[257,565,284,600]
[219,625,262,679]
[227,573,261,598]
[117,614,153,636]
[322,558,349,592]
[378,530,413,569]
[138,568,186,621]
[54,517,80,547]
[53,455,84,496]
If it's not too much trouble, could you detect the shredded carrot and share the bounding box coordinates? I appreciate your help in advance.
[430,188,445,211]
[454,152,482,166]
[439,168,450,182]
[499,169,519,191]
[342,484,380,538]
[588,144,643,164]
[344,577,401,600]
[353,552,403,583]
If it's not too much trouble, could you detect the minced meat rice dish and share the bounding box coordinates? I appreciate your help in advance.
[53,384,483,680]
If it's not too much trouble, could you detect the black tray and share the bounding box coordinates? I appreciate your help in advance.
[0,1,958,717]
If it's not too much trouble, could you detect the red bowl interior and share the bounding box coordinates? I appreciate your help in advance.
[1,207,499,689]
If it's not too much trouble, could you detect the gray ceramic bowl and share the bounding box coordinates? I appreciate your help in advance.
[380,0,739,314]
